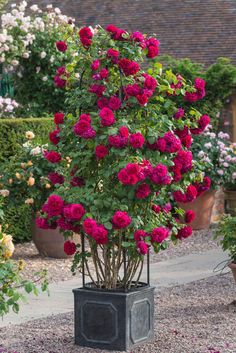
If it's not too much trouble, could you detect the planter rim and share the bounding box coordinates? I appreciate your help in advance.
[73,281,151,295]
[224,189,236,193]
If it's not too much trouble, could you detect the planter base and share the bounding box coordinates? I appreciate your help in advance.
[73,285,154,351]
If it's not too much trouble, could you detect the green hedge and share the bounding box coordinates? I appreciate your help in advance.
[0,118,53,162]
[5,204,32,243]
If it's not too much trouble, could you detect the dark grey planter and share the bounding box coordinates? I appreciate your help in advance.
[73,284,155,351]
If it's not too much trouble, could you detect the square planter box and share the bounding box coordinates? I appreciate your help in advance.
[73,284,155,351]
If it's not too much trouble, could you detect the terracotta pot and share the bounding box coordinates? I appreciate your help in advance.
[228,262,236,283]
[224,190,236,216]
[32,220,80,259]
[178,189,216,230]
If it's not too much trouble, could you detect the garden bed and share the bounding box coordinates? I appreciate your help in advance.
[1,273,235,353]
[13,228,219,283]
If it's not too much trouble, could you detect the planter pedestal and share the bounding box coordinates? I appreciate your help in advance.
[32,221,80,259]
[229,263,236,283]
[178,190,216,230]
[73,285,154,351]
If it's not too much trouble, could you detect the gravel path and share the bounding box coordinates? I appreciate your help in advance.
[1,273,235,353]
[13,228,220,283]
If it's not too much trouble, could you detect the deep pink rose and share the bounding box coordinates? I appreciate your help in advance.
[47,194,64,217]
[95,145,109,159]
[134,230,147,242]
[108,96,121,110]
[63,203,85,221]
[54,112,65,125]
[44,151,61,163]
[118,58,140,76]
[185,210,195,224]
[129,132,145,149]
[112,211,132,229]
[135,183,151,199]
[56,41,67,52]
[49,128,60,145]
[137,241,149,255]
[176,226,192,239]
[91,59,100,71]
[48,172,64,185]
[151,227,169,243]
[99,108,115,126]
[64,240,76,255]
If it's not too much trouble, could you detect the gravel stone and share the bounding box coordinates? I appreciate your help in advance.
[1,273,235,353]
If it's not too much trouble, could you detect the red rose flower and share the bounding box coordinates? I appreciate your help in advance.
[152,205,161,214]
[63,203,85,221]
[54,112,64,125]
[64,240,77,255]
[91,59,100,71]
[44,151,61,163]
[176,226,192,239]
[134,230,147,242]
[48,172,64,185]
[99,108,115,126]
[129,132,145,149]
[56,41,67,52]
[97,97,109,109]
[174,108,185,119]
[107,48,120,62]
[47,194,64,217]
[151,227,169,243]
[108,96,121,110]
[135,183,151,199]
[91,225,109,244]
[49,128,60,145]
[112,211,132,229]
[118,58,140,76]
[137,241,149,255]
[83,218,97,235]
[70,176,85,187]
[89,84,106,96]
[150,164,171,185]
[185,210,195,224]
[95,145,109,159]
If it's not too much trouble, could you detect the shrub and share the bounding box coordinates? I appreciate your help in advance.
[38,25,209,290]
[0,2,75,116]
[0,117,53,161]
[4,204,32,242]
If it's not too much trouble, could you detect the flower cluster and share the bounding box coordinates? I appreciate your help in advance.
[37,25,209,288]
[191,125,236,189]
[0,96,19,118]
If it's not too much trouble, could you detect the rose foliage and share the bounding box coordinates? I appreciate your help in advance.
[38,25,210,289]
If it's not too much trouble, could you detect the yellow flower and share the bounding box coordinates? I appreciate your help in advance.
[15,172,21,179]
[0,234,15,259]
[0,189,10,197]
[27,177,35,186]
[8,178,13,184]
[45,183,51,189]
[18,259,26,271]
[21,163,26,169]
[27,161,33,167]
[25,131,35,140]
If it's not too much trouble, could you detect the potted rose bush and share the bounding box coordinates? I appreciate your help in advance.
[181,128,236,229]
[0,131,79,258]
[37,24,210,350]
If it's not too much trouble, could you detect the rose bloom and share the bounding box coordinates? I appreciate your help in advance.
[54,112,64,125]
[25,131,35,140]
[95,145,109,159]
[129,132,145,149]
[27,177,35,186]
[44,151,61,163]
[56,41,67,52]
[25,198,34,205]
[112,211,132,229]
[99,108,115,126]
[64,240,76,255]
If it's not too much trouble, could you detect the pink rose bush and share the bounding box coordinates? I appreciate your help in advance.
[37,25,210,289]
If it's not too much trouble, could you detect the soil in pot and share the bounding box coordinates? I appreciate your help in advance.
[178,189,216,230]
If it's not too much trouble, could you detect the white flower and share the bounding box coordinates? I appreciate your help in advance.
[0,56,5,63]
[225,155,232,162]
[42,76,48,81]
[25,131,35,140]
[217,170,224,176]
[11,59,19,66]
[75,73,81,79]
[5,105,14,112]
[204,142,212,149]
[30,146,41,155]
[0,189,10,197]
[17,72,23,78]
[36,66,41,73]
[54,7,61,14]
[30,4,39,11]
[23,52,30,59]
[49,55,55,63]
[40,51,47,59]
[232,173,236,180]
[46,4,53,9]
[223,162,229,168]
[198,151,205,158]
